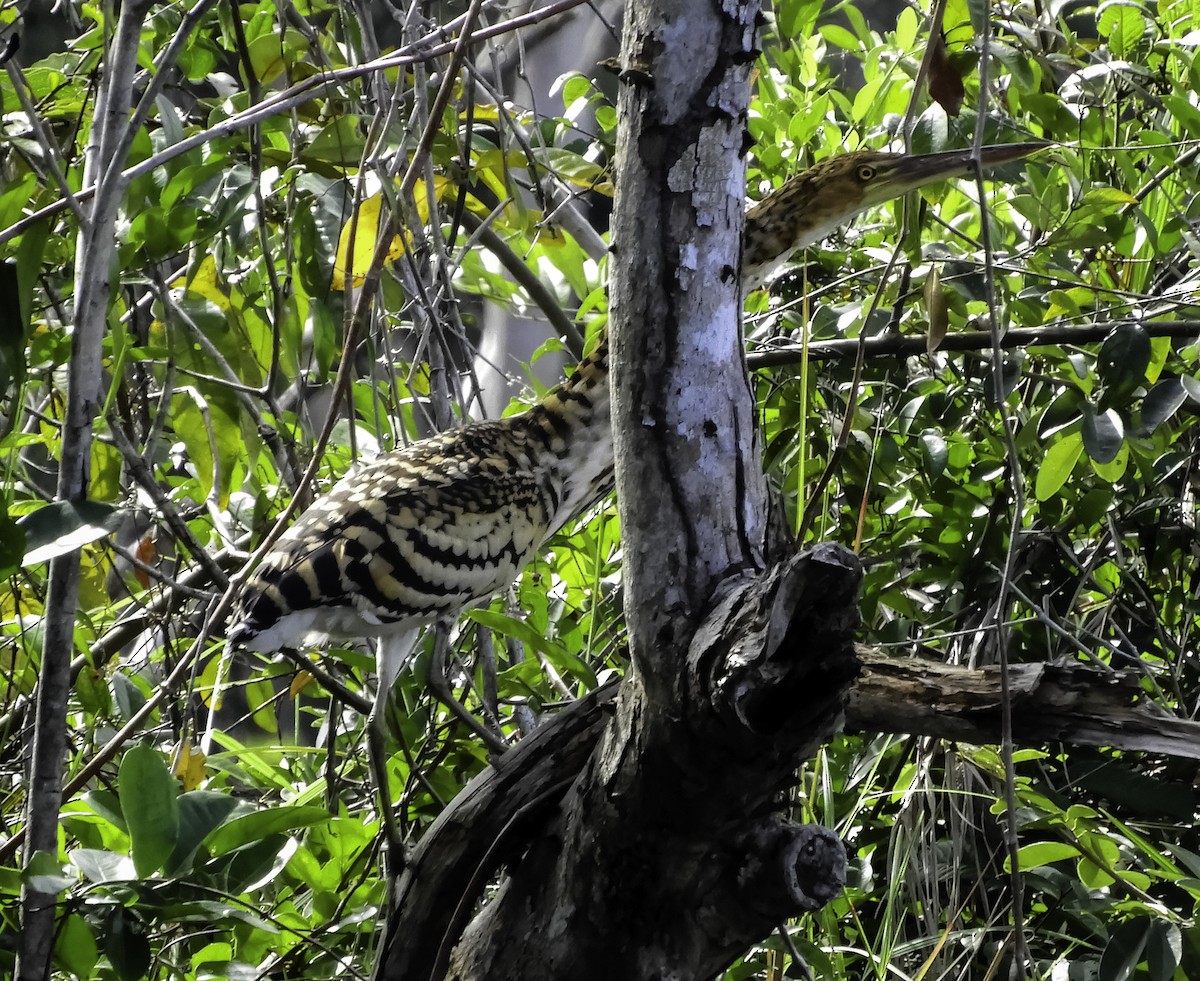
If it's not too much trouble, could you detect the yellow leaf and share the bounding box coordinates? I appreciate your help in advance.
[465,104,500,121]
[332,193,407,291]
[331,178,457,291]
[415,175,454,224]
[289,670,315,699]
[174,254,231,312]
[174,742,207,792]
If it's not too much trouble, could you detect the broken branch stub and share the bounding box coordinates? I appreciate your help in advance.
[688,543,864,763]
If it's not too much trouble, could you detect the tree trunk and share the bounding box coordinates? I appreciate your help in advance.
[374,2,861,979]
[376,547,860,981]
[16,2,153,976]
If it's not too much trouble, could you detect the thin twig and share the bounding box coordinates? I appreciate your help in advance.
[971,9,1030,974]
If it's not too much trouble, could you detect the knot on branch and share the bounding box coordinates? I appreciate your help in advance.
[736,819,847,915]
[687,543,862,763]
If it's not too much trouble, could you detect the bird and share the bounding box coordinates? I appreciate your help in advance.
[225,141,1040,834]
[741,143,1039,288]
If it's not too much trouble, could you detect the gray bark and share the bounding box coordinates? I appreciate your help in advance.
[16,2,154,977]
[848,650,1200,759]
[372,1,862,979]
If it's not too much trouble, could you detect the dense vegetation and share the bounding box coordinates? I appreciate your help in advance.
[1,0,1198,978]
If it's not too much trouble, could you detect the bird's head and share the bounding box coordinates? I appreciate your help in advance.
[815,143,1044,216]
[741,141,1044,287]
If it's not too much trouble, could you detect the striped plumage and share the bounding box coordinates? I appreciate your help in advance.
[741,143,1041,288]
[227,337,610,689]
[227,143,1039,693]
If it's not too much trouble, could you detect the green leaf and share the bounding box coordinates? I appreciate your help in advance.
[84,789,126,832]
[0,508,24,579]
[191,942,234,971]
[1137,376,1186,435]
[22,850,74,894]
[209,833,295,893]
[54,914,100,979]
[1045,287,1083,319]
[1078,856,1116,888]
[0,171,37,234]
[18,500,123,566]
[70,848,135,884]
[303,114,366,165]
[963,0,991,31]
[819,23,860,51]
[1011,840,1081,871]
[75,663,113,716]
[1183,373,1200,403]
[777,0,823,36]
[469,608,599,689]
[991,40,1037,91]
[1162,93,1200,138]
[1081,831,1121,867]
[1099,917,1150,981]
[1098,2,1147,56]
[1097,323,1151,392]
[111,671,148,721]
[118,745,180,878]
[13,215,49,342]
[920,431,948,478]
[1146,921,1182,980]
[1035,432,1084,501]
[1091,442,1129,482]
[558,72,592,109]
[0,259,24,352]
[104,906,151,981]
[165,791,242,876]
[1080,186,1140,208]
[1082,406,1125,463]
[535,147,611,191]
[203,805,331,856]
[245,672,280,735]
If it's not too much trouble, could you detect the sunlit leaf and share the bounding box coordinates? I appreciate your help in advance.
[332,192,408,291]
[1035,432,1084,501]
[70,848,135,884]
[55,914,100,978]
[1098,2,1148,57]
[1010,840,1081,871]
[204,806,331,856]
[174,742,208,793]
[19,501,122,566]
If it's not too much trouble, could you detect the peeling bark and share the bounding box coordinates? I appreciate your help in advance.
[374,2,861,977]
[848,650,1200,760]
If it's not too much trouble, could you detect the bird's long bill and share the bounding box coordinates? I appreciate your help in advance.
[884,142,1047,192]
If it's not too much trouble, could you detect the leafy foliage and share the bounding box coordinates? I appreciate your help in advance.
[0,0,1197,979]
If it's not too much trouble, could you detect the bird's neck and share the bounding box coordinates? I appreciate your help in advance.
[522,334,613,534]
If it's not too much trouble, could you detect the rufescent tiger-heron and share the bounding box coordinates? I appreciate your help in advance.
[226,141,1039,856]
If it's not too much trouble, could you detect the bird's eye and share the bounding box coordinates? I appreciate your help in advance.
[857,164,876,181]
